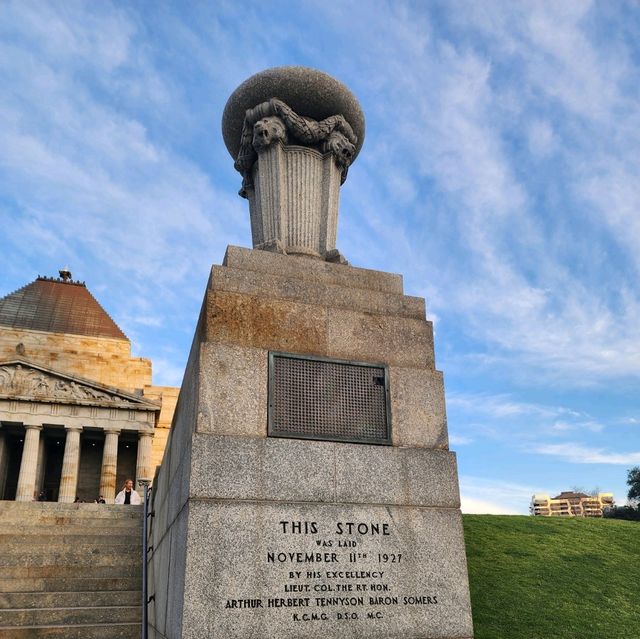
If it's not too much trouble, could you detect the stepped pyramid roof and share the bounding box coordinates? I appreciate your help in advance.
[0,274,127,341]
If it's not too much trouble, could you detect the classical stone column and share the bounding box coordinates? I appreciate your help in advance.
[0,429,8,499]
[99,429,120,504]
[15,424,43,502]
[135,431,154,484]
[58,426,83,503]
[34,435,46,494]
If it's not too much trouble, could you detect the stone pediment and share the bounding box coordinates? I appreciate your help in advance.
[0,360,160,410]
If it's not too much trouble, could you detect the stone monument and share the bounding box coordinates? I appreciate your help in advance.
[148,66,474,639]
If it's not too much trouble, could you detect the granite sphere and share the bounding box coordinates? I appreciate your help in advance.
[222,66,365,161]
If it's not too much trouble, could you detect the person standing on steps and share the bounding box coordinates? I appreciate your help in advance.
[115,479,141,505]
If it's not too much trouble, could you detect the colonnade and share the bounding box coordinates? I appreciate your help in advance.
[9,425,153,503]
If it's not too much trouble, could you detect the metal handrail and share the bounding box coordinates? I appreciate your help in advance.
[139,479,152,639]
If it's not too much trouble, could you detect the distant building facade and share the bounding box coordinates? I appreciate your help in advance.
[530,491,614,517]
[0,271,179,503]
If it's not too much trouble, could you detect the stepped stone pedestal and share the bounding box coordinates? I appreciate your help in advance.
[147,246,473,639]
[148,65,473,639]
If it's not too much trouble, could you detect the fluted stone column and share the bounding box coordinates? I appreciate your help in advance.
[16,424,43,502]
[34,435,46,494]
[99,429,120,504]
[248,143,343,258]
[135,431,153,484]
[58,426,83,503]
[0,429,8,499]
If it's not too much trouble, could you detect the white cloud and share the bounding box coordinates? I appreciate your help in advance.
[460,496,516,515]
[1,2,640,433]
[459,476,536,515]
[536,443,640,465]
[324,1,640,388]
[527,119,556,158]
[150,357,186,388]
[447,392,582,422]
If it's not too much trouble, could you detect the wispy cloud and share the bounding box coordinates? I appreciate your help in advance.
[310,1,640,388]
[459,476,537,515]
[448,392,579,421]
[1,1,638,502]
[536,443,640,466]
[449,434,474,446]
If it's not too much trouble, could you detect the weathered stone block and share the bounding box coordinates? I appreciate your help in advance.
[197,343,268,437]
[205,291,328,354]
[390,367,448,448]
[325,308,435,369]
[188,434,459,508]
[334,445,460,507]
[149,244,472,638]
[211,265,425,319]
[203,295,434,370]
[165,505,188,639]
[179,500,473,639]
[189,434,336,503]
[223,245,404,295]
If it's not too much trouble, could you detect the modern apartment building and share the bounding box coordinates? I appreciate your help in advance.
[530,491,614,517]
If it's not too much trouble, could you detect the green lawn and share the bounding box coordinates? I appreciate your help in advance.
[463,515,640,639]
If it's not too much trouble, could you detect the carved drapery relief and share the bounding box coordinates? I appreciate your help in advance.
[0,364,136,405]
[234,98,358,197]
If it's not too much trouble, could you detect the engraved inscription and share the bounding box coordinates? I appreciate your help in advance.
[222,517,439,626]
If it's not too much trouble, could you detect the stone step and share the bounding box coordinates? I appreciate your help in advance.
[0,502,145,635]
[0,605,141,626]
[0,564,142,580]
[0,534,141,546]
[0,622,140,638]
[0,516,143,530]
[0,541,141,554]
[0,577,141,593]
[0,503,143,518]
[0,548,142,567]
[0,524,142,537]
[0,514,143,527]
[0,590,141,609]
[0,500,142,514]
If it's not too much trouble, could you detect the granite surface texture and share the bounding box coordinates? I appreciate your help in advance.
[189,434,460,508]
[180,500,473,639]
[223,245,404,294]
[212,264,425,319]
[148,246,472,638]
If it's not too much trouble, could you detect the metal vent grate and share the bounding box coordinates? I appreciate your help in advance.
[268,352,391,445]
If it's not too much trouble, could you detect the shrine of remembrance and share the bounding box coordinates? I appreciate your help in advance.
[0,269,178,503]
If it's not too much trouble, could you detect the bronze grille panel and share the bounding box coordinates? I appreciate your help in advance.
[268,352,391,445]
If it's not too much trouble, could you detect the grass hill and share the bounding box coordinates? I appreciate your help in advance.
[463,515,640,639]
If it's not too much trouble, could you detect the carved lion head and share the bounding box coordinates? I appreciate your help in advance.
[322,131,356,168]
[252,116,288,151]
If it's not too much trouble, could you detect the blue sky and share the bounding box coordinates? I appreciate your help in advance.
[1,1,639,514]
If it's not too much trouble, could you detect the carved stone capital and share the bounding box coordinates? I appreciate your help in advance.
[64,425,84,433]
[234,98,357,197]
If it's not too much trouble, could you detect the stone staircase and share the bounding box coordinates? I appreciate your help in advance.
[0,502,143,638]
